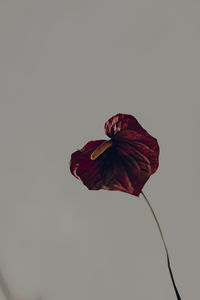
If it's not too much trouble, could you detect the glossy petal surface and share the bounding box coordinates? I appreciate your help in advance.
[70,140,106,189]
[70,114,159,196]
[104,113,148,137]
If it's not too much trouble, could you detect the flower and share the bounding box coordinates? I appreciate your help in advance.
[69,114,182,300]
[70,113,159,196]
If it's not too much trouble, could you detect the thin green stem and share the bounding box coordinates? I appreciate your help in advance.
[141,191,181,300]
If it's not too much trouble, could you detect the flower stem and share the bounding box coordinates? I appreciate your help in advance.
[141,191,181,300]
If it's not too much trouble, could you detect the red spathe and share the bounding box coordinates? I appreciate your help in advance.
[70,113,159,196]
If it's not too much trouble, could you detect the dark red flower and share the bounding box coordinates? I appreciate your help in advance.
[70,113,159,196]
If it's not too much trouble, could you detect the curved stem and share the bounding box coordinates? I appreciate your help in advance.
[141,191,181,300]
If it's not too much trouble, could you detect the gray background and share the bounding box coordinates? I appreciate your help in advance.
[0,1,200,299]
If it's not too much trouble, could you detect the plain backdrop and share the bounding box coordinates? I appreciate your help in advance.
[0,1,200,299]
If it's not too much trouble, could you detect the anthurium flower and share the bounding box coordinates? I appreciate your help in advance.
[69,113,181,300]
[70,113,159,196]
